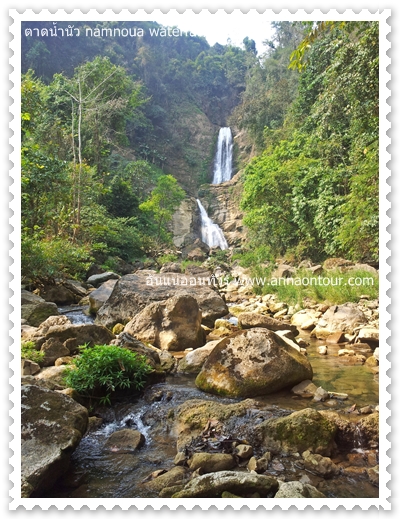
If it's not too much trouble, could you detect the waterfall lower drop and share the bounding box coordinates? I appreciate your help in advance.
[196,199,228,250]
[212,127,233,184]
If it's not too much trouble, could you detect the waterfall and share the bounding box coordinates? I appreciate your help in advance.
[212,127,233,184]
[196,199,228,250]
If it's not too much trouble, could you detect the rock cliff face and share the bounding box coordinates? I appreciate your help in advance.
[170,198,199,248]
[198,173,245,247]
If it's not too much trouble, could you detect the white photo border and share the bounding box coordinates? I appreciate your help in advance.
[9,7,391,510]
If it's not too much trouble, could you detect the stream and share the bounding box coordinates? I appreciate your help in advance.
[47,312,379,499]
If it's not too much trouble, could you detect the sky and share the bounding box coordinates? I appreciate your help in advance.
[145,11,275,54]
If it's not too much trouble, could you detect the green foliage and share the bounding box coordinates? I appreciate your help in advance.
[239,21,379,263]
[157,253,180,266]
[64,345,153,405]
[249,267,378,306]
[21,341,45,364]
[231,245,273,268]
[139,175,186,245]
[21,234,92,283]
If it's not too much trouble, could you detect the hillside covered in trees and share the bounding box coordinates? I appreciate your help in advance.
[21,20,379,285]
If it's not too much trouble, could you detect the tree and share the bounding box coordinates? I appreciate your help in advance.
[139,175,185,246]
[52,56,146,234]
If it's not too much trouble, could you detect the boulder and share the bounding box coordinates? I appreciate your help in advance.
[177,341,220,374]
[171,471,279,498]
[312,303,367,339]
[88,279,118,314]
[35,365,69,390]
[326,331,346,344]
[302,450,339,478]
[247,454,271,473]
[358,412,379,447]
[103,429,145,453]
[124,294,204,351]
[274,331,302,352]
[40,337,70,366]
[187,247,207,262]
[38,281,86,305]
[235,444,253,459]
[357,327,379,343]
[195,328,313,398]
[188,453,236,473]
[291,310,321,331]
[21,358,41,376]
[110,332,161,366]
[32,315,71,335]
[291,380,318,398]
[86,271,120,288]
[27,323,115,350]
[95,272,228,328]
[274,481,326,498]
[21,289,60,327]
[21,384,88,497]
[256,408,337,456]
[174,398,257,451]
[143,466,188,493]
[238,312,298,336]
[160,262,182,274]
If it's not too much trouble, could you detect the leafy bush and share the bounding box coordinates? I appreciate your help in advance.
[64,345,153,405]
[21,341,44,364]
[21,234,92,283]
[157,253,179,265]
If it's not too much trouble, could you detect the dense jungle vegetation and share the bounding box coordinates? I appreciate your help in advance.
[21,20,379,283]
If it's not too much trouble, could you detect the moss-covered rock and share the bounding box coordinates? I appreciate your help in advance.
[358,412,379,447]
[256,408,337,456]
[143,466,188,493]
[174,398,257,451]
[171,471,279,498]
[274,481,326,498]
[189,453,236,473]
[195,328,313,398]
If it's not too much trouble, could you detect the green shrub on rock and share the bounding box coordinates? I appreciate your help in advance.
[21,341,45,365]
[64,345,152,405]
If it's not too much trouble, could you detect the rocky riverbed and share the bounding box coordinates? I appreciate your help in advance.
[20,260,380,499]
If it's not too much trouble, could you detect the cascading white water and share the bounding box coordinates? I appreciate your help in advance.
[212,127,233,184]
[196,199,228,250]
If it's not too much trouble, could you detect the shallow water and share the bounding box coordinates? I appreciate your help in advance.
[45,322,379,499]
[58,305,94,325]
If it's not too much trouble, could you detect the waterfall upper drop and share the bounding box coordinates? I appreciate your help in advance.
[212,127,233,184]
[196,199,229,250]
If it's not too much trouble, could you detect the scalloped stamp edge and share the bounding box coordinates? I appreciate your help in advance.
[9,8,391,510]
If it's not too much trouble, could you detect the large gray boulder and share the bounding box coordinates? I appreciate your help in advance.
[21,384,88,497]
[312,303,367,339]
[88,279,118,314]
[177,340,221,374]
[21,290,59,327]
[26,323,115,350]
[124,294,204,351]
[96,272,228,328]
[171,471,279,498]
[87,271,120,288]
[238,312,298,335]
[195,328,313,398]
